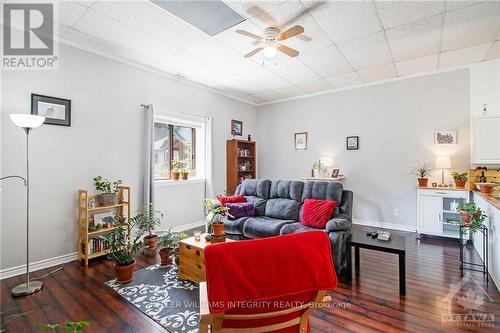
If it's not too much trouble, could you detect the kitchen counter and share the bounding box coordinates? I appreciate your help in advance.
[473,191,500,210]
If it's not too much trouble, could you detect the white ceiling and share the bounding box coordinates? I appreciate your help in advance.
[50,0,500,105]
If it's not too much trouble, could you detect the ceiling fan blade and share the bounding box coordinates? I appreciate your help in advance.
[244,48,263,58]
[236,30,263,41]
[246,6,277,26]
[278,25,304,41]
[277,44,299,57]
[282,1,326,27]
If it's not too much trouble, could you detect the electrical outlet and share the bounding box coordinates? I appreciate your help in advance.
[394,209,400,217]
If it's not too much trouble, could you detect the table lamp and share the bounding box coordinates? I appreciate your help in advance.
[435,155,451,188]
[8,114,45,296]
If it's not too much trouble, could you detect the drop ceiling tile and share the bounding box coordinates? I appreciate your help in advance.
[214,20,263,56]
[223,0,282,19]
[442,2,500,51]
[357,64,397,83]
[188,38,260,74]
[386,15,443,62]
[239,67,291,89]
[337,32,393,70]
[325,72,362,89]
[307,1,381,43]
[253,90,286,102]
[299,45,354,78]
[57,1,88,27]
[395,54,438,76]
[158,52,233,82]
[279,14,333,55]
[273,85,307,98]
[76,1,95,8]
[219,75,267,94]
[91,0,208,50]
[375,1,444,29]
[268,58,320,84]
[446,1,484,12]
[249,1,305,29]
[484,41,500,60]
[439,43,492,68]
[298,79,333,93]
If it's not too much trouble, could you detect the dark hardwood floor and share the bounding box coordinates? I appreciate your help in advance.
[1,226,499,332]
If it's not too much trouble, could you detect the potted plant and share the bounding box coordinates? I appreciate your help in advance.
[105,215,143,284]
[171,159,181,180]
[173,232,188,265]
[411,163,432,187]
[157,230,188,266]
[458,202,487,235]
[451,171,468,189]
[93,176,122,206]
[312,160,327,178]
[131,204,164,251]
[203,198,231,236]
[180,165,191,180]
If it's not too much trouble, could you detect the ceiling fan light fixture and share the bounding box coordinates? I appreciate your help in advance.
[263,45,277,58]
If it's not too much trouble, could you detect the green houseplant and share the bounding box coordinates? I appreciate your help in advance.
[93,176,122,206]
[105,215,143,284]
[411,163,432,187]
[131,204,164,251]
[203,198,231,236]
[39,321,91,333]
[157,230,188,266]
[451,171,468,189]
[171,159,181,180]
[180,163,191,181]
[458,202,487,235]
[312,160,327,178]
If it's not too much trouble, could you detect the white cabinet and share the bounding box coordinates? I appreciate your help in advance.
[417,189,470,238]
[472,115,500,164]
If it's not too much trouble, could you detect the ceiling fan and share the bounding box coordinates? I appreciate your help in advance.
[235,3,324,59]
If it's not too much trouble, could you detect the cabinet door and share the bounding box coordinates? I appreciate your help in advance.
[474,116,500,163]
[419,195,443,235]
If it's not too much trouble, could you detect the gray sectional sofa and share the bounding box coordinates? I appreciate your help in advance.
[223,179,353,273]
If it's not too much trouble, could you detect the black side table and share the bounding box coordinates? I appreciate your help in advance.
[459,225,488,279]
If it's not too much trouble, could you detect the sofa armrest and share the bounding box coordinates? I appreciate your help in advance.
[325,215,352,233]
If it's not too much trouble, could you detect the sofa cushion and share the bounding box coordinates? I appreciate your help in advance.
[270,180,303,201]
[301,199,337,228]
[237,179,271,199]
[265,198,300,221]
[223,216,249,235]
[244,196,266,216]
[242,217,295,239]
[217,194,245,206]
[280,222,323,235]
[300,181,343,219]
[227,202,255,219]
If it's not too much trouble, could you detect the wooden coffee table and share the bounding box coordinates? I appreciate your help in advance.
[178,233,234,283]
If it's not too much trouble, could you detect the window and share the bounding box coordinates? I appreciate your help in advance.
[154,121,196,180]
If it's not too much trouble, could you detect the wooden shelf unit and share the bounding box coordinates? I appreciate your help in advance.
[226,139,256,194]
[78,186,131,265]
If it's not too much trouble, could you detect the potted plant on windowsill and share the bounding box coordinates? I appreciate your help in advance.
[132,204,163,252]
[180,165,191,181]
[105,215,143,284]
[171,159,181,180]
[451,171,468,189]
[93,176,122,206]
[411,163,432,187]
[203,198,231,237]
[458,202,487,235]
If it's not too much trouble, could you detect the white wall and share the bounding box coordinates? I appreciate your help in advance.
[0,44,257,271]
[257,70,471,229]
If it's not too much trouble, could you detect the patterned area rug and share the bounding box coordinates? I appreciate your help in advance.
[106,264,200,333]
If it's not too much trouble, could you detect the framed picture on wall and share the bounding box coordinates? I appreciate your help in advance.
[231,119,243,136]
[294,132,308,150]
[31,94,71,126]
[346,136,359,150]
[434,130,457,144]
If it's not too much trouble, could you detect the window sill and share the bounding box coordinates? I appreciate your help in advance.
[155,178,205,187]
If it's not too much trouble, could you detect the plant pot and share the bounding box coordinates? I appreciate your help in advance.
[417,178,429,187]
[181,173,188,180]
[478,184,494,195]
[159,247,173,266]
[96,193,117,206]
[114,260,136,284]
[171,172,180,181]
[144,235,158,249]
[454,179,467,189]
[459,209,471,226]
[212,222,225,236]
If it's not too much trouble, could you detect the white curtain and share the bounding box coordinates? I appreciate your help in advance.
[143,104,154,207]
[204,116,214,200]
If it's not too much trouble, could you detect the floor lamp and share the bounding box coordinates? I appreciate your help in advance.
[7,114,45,296]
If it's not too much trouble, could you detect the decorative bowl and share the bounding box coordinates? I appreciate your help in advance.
[475,182,497,195]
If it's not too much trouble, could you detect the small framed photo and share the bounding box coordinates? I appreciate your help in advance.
[231,119,243,136]
[346,136,359,150]
[93,211,115,227]
[434,130,457,144]
[294,132,308,151]
[331,169,340,178]
[31,94,71,126]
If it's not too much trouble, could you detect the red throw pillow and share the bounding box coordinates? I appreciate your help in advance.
[217,194,246,206]
[301,199,337,228]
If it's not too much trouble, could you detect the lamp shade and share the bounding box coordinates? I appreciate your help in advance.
[9,114,45,129]
[435,155,451,169]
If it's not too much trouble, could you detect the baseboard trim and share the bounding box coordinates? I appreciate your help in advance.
[353,219,416,233]
[170,220,206,233]
[0,252,79,280]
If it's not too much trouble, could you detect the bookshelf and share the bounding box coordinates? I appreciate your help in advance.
[226,139,256,194]
[77,186,131,266]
